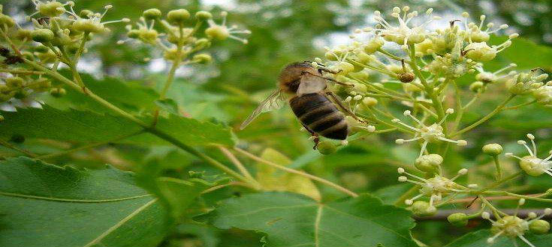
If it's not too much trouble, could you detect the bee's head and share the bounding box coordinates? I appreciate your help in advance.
[278,62,319,94]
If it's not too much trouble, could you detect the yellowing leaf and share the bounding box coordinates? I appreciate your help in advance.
[256,148,321,201]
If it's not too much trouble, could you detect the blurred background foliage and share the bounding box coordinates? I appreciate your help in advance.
[2,0,552,246]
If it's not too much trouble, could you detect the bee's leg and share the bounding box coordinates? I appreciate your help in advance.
[317,67,341,75]
[325,91,367,124]
[302,71,354,88]
[301,123,320,149]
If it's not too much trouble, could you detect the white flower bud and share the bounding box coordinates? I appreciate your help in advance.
[481,212,491,219]
[483,143,503,156]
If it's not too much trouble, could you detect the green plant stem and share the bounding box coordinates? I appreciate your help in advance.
[37,130,145,160]
[0,27,21,55]
[159,24,185,100]
[394,185,421,206]
[0,139,38,158]
[480,196,506,217]
[0,69,43,75]
[475,171,522,195]
[482,191,552,203]
[234,147,359,198]
[451,95,515,137]
[377,48,407,62]
[24,59,250,185]
[452,81,463,131]
[408,45,446,122]
[218,146,261,189]
[503,99,537,110]
[74,32,89,63]
[492,156,502,181]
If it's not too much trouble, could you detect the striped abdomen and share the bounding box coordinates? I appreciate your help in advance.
[289,93,348,140]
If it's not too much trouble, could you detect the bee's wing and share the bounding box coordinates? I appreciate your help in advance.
[240,90,285,130]
[297,73,327,96]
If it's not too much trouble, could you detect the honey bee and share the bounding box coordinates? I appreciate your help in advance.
[240,61,364,148]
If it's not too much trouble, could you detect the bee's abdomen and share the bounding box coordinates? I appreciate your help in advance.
[290,93,348,140]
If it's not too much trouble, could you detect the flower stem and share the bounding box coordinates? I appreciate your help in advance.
[493,156,502,181]
[451,95,515,137]
[218,146,261,189]
[475,171,522,195]
[74,32,89,63]
[408,45,445,121]
[159,24,185,100]
[503,99,537,110]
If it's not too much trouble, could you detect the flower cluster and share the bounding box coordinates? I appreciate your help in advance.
[121,9,249,63]
[398,166,471,216]
[483,200,551,247]
[0,1,131,113]
[0,1,249,117]
[315,6,551,246]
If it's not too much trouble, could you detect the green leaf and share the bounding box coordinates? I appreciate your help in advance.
[491,105,552,130]
[0,106,235,146]
[0,105,142,143]
[490,36,552,70]
[136,113,236,146]
[445,230,552,247]
[256,149,321,201]
[42,72,160,114]
[0,157,165,247]
[205,192,417,247]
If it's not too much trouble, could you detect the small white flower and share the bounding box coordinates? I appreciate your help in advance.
[394,110,467,157]
[206,11,250,44]
[484,201,550,247]
[506,134,552,177]
[397,168,468,208]
[66,4,129,34]
[371,6,439,49]
[475,63,516,83]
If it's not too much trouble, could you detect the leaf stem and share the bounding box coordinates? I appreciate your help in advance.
[0,139,38,158]
[234,147,359,198]
[37,130,146,160]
